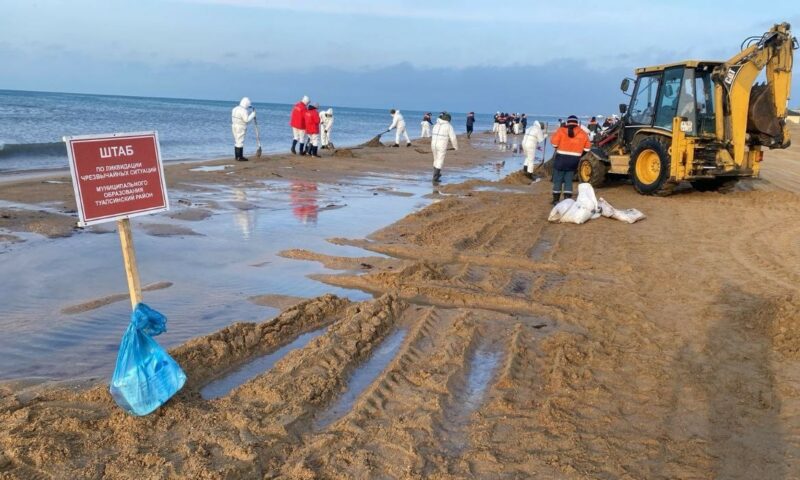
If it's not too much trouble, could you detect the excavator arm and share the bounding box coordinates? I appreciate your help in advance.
[713,22,796,167]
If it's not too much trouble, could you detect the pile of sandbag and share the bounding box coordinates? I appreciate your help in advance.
[548,183,645,225]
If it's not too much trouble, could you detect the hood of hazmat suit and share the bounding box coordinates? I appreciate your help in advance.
[239,97,252,109]
[523,120,546,147]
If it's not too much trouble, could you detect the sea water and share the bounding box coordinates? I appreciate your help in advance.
[0,89,560,173]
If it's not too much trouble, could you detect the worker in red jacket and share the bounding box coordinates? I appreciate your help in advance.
[290,95,310,154]
[303,104,322,157]
[549,115,591,205]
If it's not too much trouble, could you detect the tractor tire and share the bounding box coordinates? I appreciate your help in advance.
[690,178,739,193]
[629,137,676,195]
[578,152,609,188]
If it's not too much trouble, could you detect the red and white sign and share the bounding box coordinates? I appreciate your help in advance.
[64,132,169,226]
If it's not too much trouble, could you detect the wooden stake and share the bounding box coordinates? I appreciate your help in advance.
[117,218,142,310]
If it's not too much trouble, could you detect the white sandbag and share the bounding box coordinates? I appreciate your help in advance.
[597,196,646,223]
[597,198,616,218]
[559,203,593,224]
[548,198,575,222]
[611,208,646,224]
[574,183,599,212]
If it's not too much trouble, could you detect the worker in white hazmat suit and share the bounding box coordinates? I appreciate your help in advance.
[319,108,334,148]
[420,112,432,138]
[497,113,508,144]
[388,109,411,147]
[231,97,256,161]
[431,112,458,183]
[521,120,546,178]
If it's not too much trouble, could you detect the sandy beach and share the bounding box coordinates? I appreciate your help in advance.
[2,127,800,478]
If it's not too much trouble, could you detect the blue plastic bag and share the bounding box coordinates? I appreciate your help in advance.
[109,303,187,416]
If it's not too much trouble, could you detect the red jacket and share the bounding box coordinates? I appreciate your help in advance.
[304,109,321,134]
[290,101,307,129]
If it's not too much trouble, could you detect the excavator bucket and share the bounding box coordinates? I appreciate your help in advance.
[747,83,785,146]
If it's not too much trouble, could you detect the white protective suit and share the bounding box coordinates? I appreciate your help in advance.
[431,118,458,169]
[421,121,431,138]
[320,108,334,147]
[389,110,411,145]
[522,120,546,173]
[497,122,508,144]
[231,97,256,148]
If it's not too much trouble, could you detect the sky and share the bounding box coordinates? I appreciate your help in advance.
[1,0,798,115]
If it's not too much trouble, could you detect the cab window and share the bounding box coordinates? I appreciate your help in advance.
[654,67,685,129]
[695,69,716,135]
[629,74,660,125]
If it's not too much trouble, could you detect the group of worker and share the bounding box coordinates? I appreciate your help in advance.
[230,95,335,161]
[420,111,476,140]
[231,97,588,203]
[492,112,528,144]
[289,96,335,157]
[385,108,460,183]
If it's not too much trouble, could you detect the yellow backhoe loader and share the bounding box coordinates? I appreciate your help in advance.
[578,22,797,194]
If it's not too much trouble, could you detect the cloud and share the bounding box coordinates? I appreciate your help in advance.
[171,0,650,24]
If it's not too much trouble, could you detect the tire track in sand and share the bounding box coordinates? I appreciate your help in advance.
[282,307,480,478]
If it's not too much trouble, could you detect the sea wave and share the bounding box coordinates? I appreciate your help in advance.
[0,141,68,159]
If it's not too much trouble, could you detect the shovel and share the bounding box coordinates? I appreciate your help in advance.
[254,117,262,158]
[361,129,390,148]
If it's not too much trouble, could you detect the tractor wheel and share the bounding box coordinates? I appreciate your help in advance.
[690,178,739,192]
[629,137,675,195]
[578,152,609,188]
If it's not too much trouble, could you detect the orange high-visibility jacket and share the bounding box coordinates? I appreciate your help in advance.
[550,126,591,157]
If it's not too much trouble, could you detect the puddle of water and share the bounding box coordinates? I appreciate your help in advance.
[0,155,517,381]
[0,199,72,217]
[443,344,502,454]
[314,327,408,430]
[189,165,234,172]
[462,347,501,412]
[200,327,326,400]
[529,238,552,261]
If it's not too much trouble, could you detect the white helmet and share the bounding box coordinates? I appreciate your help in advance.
[301,95,310,105]
[239,97,251,108]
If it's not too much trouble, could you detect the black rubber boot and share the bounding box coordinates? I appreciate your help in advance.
[552,193,561,205]
[234,146,240,160]
[406,142,412,147]
[291,140,297,155]
[433,168,442,183]
[312,146,320,157]
[524,170,533,180]
[298,143,305,156]
[305,143,313,155]
[564,193,573,199]
[236,147,248,161]
[392,143,400,148]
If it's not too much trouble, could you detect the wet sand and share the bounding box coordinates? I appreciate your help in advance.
[2,129,800,478]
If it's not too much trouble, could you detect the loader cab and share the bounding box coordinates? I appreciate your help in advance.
[622,62,718,142]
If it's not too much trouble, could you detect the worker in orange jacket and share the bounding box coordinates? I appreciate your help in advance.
[549,115,591,205]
